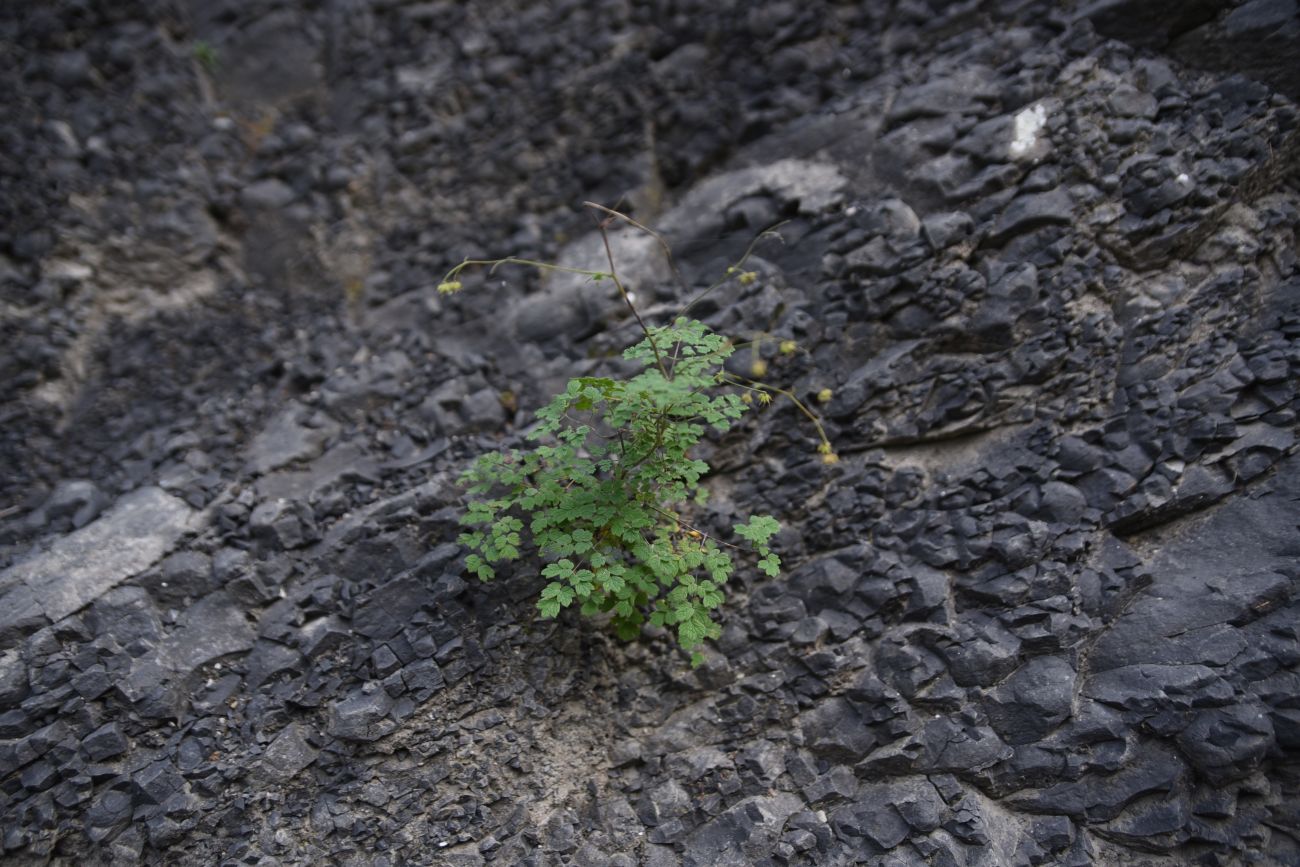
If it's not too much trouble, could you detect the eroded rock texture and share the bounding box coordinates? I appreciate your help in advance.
[1,0,1298,864]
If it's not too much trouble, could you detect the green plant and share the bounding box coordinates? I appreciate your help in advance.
[441,206,832,665]
[192,40,218,73]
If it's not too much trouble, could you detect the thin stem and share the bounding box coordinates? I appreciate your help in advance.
[673,222,788,322]
[589,209,669,379]
[582,201,687,296]
[441,257,609,285]
[620,411,669,474]
[562,411,618,438]
[644,503,745,552]
[721,373,832,452]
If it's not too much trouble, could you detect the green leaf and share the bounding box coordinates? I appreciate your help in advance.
[734,515,780,545]
[542,559,576,580]
[571,529,594,554]
[464,554,495,582]
[601,571,626,595]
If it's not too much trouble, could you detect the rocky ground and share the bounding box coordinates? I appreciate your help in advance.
[2,0,1299,864]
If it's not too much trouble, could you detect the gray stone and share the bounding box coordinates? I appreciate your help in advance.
[250,497,317,551]
[1037,482,1089,524]
[85,785,134,843]
[87,585,161,650]
[225,557,291,606]
[942,619,1022,687]
[887,67,1000,122]
[241,178,296,209]
[245,640,303,688]
[0,648,29,708]
[51,50,92,87]
[0,488,200,640]
[1174,703,1275,784]
[801,697,877,761]
[790,616,829,645]
[922,211,975,250]
[257,442,379,503]
[638,779,692,826]
[0,707,30,737]
[913,717,1012,774]
[460,387,508,431]
[352,577,433,640]
[1107,87,1159,118]
[299,615,351,658]
[665,745,732,781]
[113,657,178,720]
[327,685,396,742]
[831,796,910,850]
[146,551,216,602]
[257,722,319,780]
[401,658,445,698]
[82,717,129,759]
[0,584,46,646]
[420,379,512,434]
[1009,742,1187,821]
[20,758,59,791]
[985,656,1077,745]
[803,766,858,805]
[157,592,256,676]
[40,480,107,528]
[680,793,803,866]
[661,159,847,236]
[244,401,338,474]
[1097,795,1191,847]
[988,188,1075,245]
[133,759,182,805]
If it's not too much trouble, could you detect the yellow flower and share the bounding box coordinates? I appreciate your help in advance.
[437,280,463,294]
[817,388,833,403]
[779,340,797,355]
[738,271,758,286]
[757,391,772,405]
[821,451,839,465]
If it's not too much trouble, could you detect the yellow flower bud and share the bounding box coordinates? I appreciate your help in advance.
[750,359,768,378]
[741,392,753,404]
[779,340,797,355]
[437,280,463,294]
[821,452,840,465]
[817,388,833,403]
[757,391,772,405]
[738,271,758,285]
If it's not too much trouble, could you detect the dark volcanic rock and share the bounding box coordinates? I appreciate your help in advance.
[327,684,396,742]
[984,655,1076,745]
[2,0,1299,864]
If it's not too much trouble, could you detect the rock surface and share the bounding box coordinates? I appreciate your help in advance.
[1,0,1298,864]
